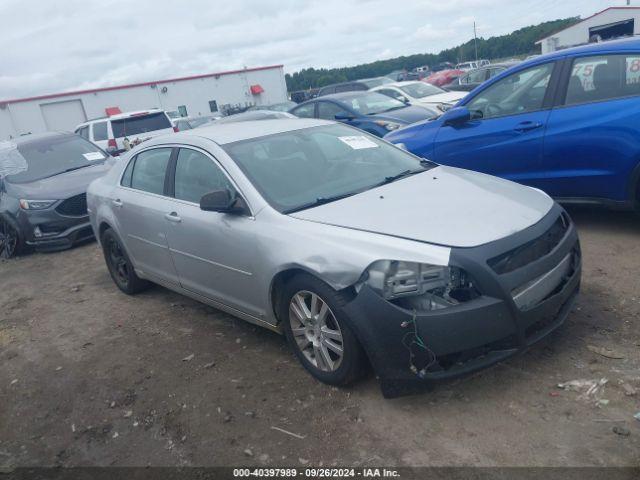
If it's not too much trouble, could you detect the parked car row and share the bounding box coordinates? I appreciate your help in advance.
[2,38,638,399]
[385,37,640,214]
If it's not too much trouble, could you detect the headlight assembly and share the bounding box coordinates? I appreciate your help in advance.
[19,199,57,210]
[358,260,480,311]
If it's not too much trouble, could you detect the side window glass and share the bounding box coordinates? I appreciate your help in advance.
[130,148,172,195]
[291,103,316,118]
[466,62,554,120]
[317,102,349,120]
[467,69,486,83]
[121,158,135,187]
[379,89,404,100]
[566,55,640,105]
[77,127,89,139]
[93,122,108,141]
[174,149,233,203]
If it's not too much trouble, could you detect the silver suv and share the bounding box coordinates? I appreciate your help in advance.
[87,119,581,397]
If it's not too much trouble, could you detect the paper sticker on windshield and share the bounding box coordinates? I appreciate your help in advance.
[83,152,105,161]
[338,136,379,150]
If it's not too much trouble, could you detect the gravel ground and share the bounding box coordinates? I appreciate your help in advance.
[0,207,639,468]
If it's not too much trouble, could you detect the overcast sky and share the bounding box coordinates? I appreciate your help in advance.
[0,0,622,99]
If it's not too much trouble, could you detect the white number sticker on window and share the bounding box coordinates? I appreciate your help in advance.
[338,136,379,150]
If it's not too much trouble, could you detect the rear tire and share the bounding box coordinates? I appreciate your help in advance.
[280,273,366,386]
[101,228,150,294]
[0,215,24,259]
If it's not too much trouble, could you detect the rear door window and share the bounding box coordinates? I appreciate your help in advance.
[111,113,172,138]
[92,121,108,141]
[565,54,640,105]
[129,148,172,195]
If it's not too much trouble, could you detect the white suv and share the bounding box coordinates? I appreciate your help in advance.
[75,109,175,154]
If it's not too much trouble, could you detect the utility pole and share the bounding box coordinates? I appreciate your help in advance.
[474,21,478,62]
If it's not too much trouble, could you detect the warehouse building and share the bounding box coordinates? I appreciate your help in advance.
[0,65,287,140]
[536,6,640,54]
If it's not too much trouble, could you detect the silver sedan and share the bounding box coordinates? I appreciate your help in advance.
[87,119,581,397]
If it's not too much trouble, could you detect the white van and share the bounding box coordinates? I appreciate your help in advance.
[75,109,175,154]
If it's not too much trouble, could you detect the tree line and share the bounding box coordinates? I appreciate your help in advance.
[285,17,578,92]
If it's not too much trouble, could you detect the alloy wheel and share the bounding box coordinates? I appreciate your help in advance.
[289,290,344,372]
[0,218,18,259]
[107,237,129,285]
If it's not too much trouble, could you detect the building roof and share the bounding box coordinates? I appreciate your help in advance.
[536,7,640,44]
[0,65,284,106]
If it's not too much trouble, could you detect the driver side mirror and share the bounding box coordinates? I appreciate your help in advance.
[200,189,248,215]
[441,106,471,126]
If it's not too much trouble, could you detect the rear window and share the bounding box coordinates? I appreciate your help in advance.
[111,112,171,138]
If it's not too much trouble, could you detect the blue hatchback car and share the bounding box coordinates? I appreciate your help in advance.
[385,38,640,212]
[289,91,436,137]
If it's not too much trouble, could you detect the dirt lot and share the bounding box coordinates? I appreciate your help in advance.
[1,207,639,469]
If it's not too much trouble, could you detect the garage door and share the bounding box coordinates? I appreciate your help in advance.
[40,99,87,132]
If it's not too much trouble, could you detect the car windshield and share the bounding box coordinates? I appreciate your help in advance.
[111,112,171,138]
[341,93,406,115]
[399,82,445,98]
[3,135,106,184]
[223,124,435,213]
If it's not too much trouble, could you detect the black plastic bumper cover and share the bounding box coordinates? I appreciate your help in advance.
[343,205,581,398]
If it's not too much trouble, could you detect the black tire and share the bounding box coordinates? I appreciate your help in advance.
[0,215,24,259]
[101,228,150,294]
[280,273,366,386]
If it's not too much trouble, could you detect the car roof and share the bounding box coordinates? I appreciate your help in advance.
[175,118,333,145]
[374,81,423,88]
[81,109,165,125]
[313,91,378,101]
[9,131,74,146]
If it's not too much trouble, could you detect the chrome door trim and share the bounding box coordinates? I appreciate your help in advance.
[168,247,253,276]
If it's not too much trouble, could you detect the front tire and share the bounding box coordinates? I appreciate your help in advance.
[0,215,24,259]
[280,273,366,386]
[101,228,149,294]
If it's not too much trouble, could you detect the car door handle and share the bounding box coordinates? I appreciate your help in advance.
[164,212,182,223]
[112,199,123,208]
[514,121,543,133]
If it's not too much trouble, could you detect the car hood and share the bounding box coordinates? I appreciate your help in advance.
[371,105,434,124]
[6,162,113,200]
[418,91,466,104]
[290,166,554,248]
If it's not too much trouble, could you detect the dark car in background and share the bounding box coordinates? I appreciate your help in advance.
[247,101,297,112]
[0,132,112,257]
[289,91,437,137]
[444,62,519,91]
[316,81,370,97]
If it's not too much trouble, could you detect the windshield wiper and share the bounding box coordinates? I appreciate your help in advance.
[376,168,427,187]
[40,164,97,180]
[284,191,359,214]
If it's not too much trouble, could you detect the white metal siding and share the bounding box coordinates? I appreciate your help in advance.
[539,9,640,54]
[0,67,287,140]
[41,99,87,132]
